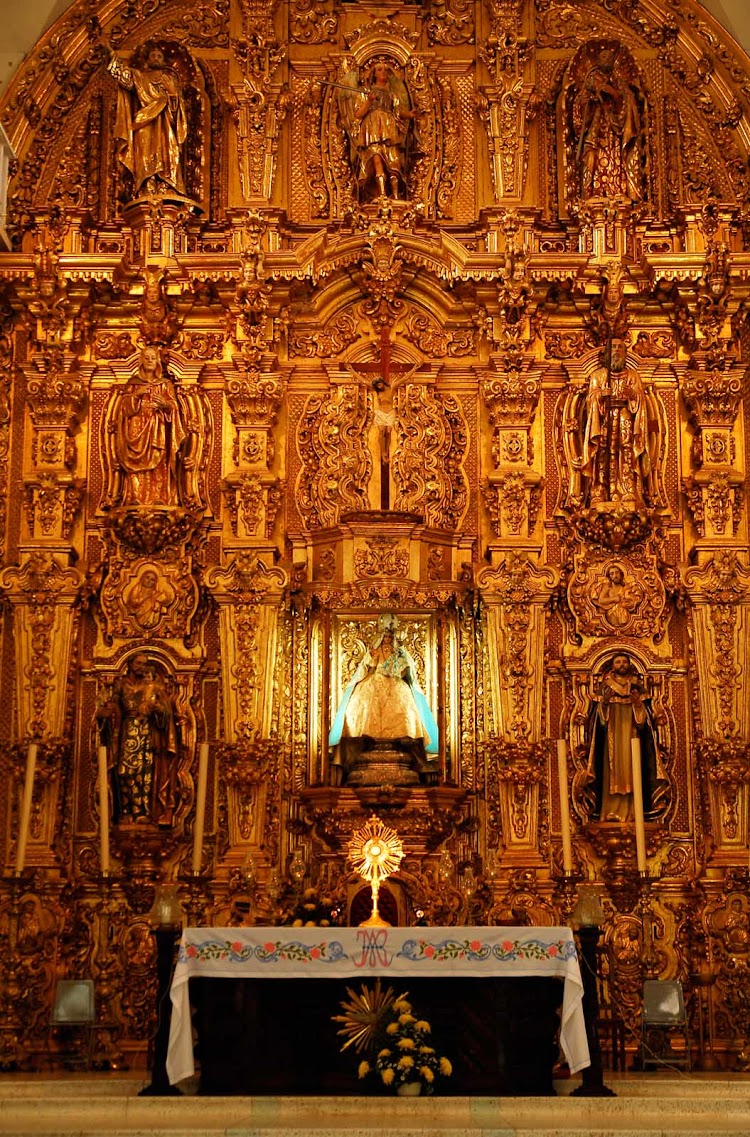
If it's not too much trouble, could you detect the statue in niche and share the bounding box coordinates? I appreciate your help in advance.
[97,653,179,826]
[338,59,419,201]
[567,339,662,511]
[103,346,206,511]
[572,44,642,201]
[329,614,438,786]
[108,45,188,198]
[585,653,665,823]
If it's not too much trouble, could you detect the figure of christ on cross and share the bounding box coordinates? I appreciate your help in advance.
[348,328,418,510]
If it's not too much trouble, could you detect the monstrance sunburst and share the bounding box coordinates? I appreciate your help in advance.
[348,814,404,927]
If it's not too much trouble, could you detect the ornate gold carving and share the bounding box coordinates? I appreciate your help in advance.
[164,0,230,47]
[0,552,82,738]
[23,349,86,430]
[685,552,750,744]
[24,474,84,541]
[99,551,199,644]
[684,473,743,539]
[232,6,288,202]
[288,311,359,358]
[219,738,276,840]
[290,0,337,44]
[204,553,288,742]
[296,384,372,529]
[568,552,667,640]
[425,0,474,46]
[699,737,750,842]
[224,473,284,540]
[226,365,284,428]
[354,538,409,580]
[393,384,468,531]
[486,738,546,844]
[478,555,558,744]
[402,310,475,359]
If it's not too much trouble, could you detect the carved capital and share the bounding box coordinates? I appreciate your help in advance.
[22,350,86,428]
[682,368,743,428]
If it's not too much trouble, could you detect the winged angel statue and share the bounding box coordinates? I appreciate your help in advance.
[337,59,419,202]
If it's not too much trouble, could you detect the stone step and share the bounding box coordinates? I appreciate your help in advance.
[1,1076,749,1135]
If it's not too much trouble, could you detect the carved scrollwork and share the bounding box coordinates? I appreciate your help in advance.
[290,0,337,45]
[425,0,474,46]
[393,384,469,531]
[353,538,409,580]
[288,311,359,358]
[296,384,372,530]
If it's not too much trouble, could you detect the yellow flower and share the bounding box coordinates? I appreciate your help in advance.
[393,999,411,1013]
[439,1057,452,1076]
[420,1067,435,1083]
[378,1048,392,1059]
[358,1060,370,1079]
[381,1068,395,1085]
[419,1045,435,1055]
[398,1012,416,1025]
[397,1038,416,1050]
[292,919,303,927]
[397,1055,414,1069]
[415,1020,431,1033]
[386,1022,399,1035]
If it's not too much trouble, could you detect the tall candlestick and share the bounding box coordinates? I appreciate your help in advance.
[630,736,648,873]
[14,742,38,875]
[556,739,574,873]
[97,745,110,876]
[191,742,209,874]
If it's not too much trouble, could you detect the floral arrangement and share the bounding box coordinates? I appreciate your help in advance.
[283,887,343,928]
[334,982,452,1094]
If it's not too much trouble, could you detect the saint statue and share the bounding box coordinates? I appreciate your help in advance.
[567,340,662,511]
[103,347,186,509]
[329,614,438,784]
[108,46,188,198]
[97,653,179,826]
[338,60,418,201]
[585,653,663,823]
[573,45,642,201]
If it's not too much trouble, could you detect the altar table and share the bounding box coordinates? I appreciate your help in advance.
[166,925,590,1093]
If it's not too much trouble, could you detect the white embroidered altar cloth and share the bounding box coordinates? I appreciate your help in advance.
[166,924,590,1084]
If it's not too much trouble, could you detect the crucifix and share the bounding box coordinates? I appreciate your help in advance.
[349,327,418,510]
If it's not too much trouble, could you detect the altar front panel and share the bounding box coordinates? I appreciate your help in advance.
[167,925,589,1090]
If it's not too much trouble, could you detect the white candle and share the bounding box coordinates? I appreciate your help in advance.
[631,736,648,873]
[191,743,209,874]
[14,743,38,875]
[556,739,574,874]
[97,745,110,876]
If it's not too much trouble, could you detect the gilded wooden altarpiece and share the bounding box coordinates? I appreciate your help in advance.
[0,0,748,1070]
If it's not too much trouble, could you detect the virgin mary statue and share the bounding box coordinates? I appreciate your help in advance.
[329,615,438,773]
